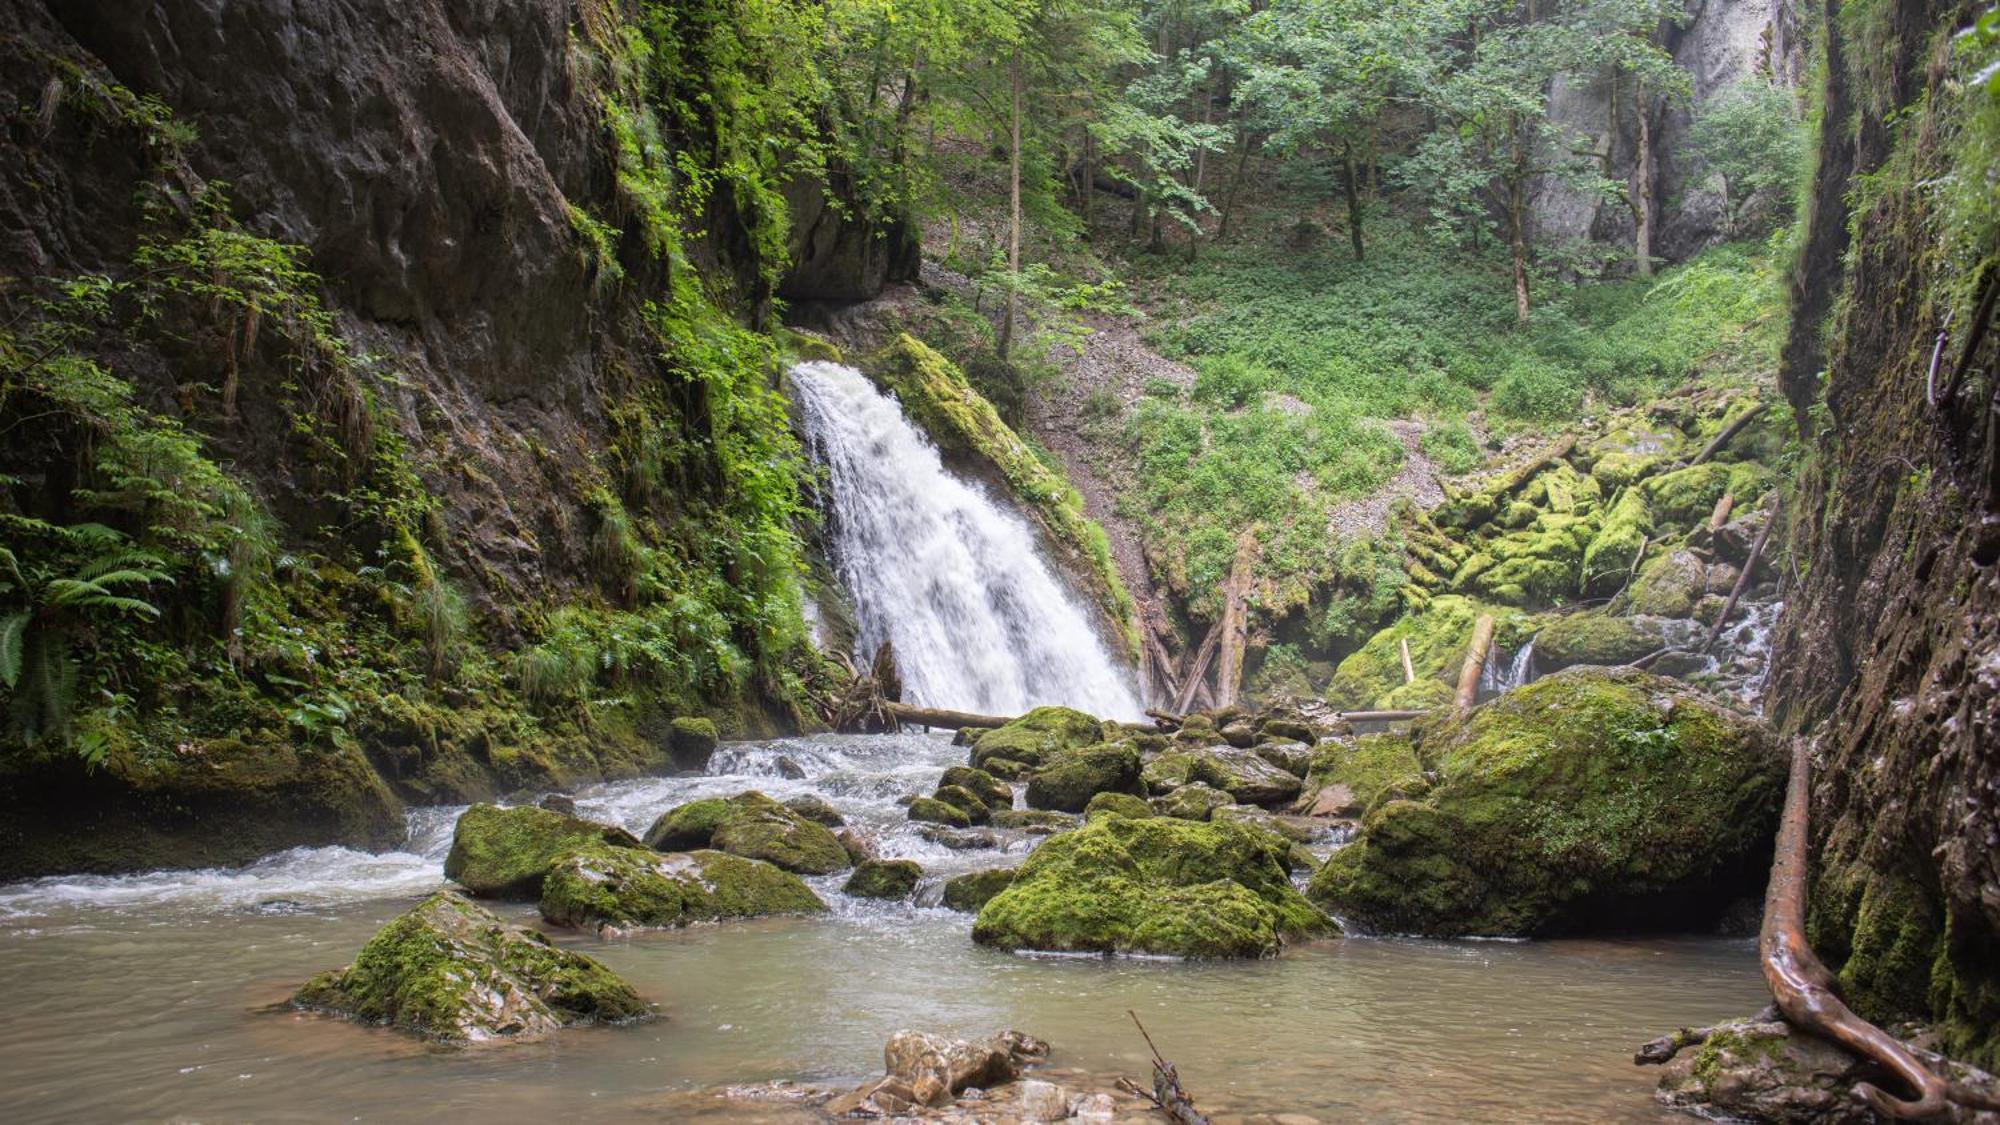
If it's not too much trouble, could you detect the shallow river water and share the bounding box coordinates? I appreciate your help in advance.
[0,734,1765,1123]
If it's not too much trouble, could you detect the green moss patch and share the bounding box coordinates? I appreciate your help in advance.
[641,791,848,874]
[540,842,824,930]
[443,804,642,899]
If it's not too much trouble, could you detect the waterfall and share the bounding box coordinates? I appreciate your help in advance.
[790,361,1142,720]
[1479,636,1539,699]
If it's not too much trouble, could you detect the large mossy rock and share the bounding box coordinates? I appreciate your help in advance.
[1139,747,1301,806]
[844,858,924,900]
[1458,512,1599,605]
[443,804,642,899]
[667,717,719,770]
[1626,549,1708,618]
[971,816,1337,958]
[969,707,1105,772]
[1024,743,1141,812]
[293,891,649,1042]
[1580,489,1654,595]
[539,842,825,930]
[1308,667,1783,937]
[942,867,1018,912]
[642,791,848,875]
[1537,609,1665,668]
[1326,595,1528,711]
[1296,734,1425,818]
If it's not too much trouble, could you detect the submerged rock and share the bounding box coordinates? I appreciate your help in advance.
[909,796,974,828]
[642,791,849,875]
[784,794,845,827]
[942,867,1017,913]
[969,707,1105,772]
[539,842,825,930]
[293,891,649,1042]
[845,858,924,900]
[973,815,1337,958]
[824,1028,1051,1116]
[1309,667,1783,937]
[1025,743,1142,812]
[443,804,642,899]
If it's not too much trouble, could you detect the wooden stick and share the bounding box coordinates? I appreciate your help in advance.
[1399,638,1416,684]
[1495,435,1578,498]
[1215,530,1259,709]
[1762,739,1949,1118]
[1454,615,1496,712]
[1708,492,1735,533]
[1699,498,1778,655]
[881,703,1010,730]
[1337,709,1429,722]
[1690,402,1769,466]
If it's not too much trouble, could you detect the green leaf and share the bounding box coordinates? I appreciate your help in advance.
[0,612,27,688]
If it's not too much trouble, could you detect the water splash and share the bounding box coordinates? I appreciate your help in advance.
[790,360,1140,719]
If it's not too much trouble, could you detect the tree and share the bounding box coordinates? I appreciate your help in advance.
[1688,78,1807,237]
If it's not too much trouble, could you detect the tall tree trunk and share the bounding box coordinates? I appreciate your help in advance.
[999,50,1022,360]
[1217,127,1251,242]
[1082,128,1095,231]
[1508,115,1531,325]
[1342,139,1365,262]
[1633,76,1655,278]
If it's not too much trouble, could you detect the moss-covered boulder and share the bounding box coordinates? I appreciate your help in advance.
[942,867,1018,913]
[1024,743,1141,812]
[1580,489,1654,595]
[1326,596,1529,711]
[1627,550,1707,618]
[540,842,825,930]
[1537,610,1664,667]
[641,791,849,875]
[1154,781,1234,821]
[1641,463,1733,527]
[443,804,642,899]
[908,796,973,828]
[844,859,924,900]
[1253,741,1314,778]
[1212,805,1321,844]
[1584,423,1683,490]
[939,766,1012,808]
[1141,747,1302,806]
[989,809,1079,831]
[969,706,1106,772]
[972,816,1337,958]
[1296,735,1425,818]
[784,794,845,827]
[668,717,719,770]
[1461,513,1597,605]
[931,784,993,824]
[1084,791,1154,820]
[1308,667,1783,937]
[293,891,649,1042]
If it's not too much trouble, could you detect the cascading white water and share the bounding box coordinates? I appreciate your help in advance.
[790,360,1141,720]
[1478,636,1538,699]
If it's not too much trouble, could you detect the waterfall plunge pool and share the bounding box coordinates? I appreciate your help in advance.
[0,733,1766,1123]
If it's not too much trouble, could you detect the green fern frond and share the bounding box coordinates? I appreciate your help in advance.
[0,612,27,688]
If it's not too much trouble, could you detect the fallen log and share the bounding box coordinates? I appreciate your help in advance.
[1707,492,1736,533]
[1337,709,1429,723]
[1690,402,1769,466]
[1172,616,1225,715]
[882,702,1011,731]
[1215,530,1259,709]
[1699,497,1778,655]
[1454,614,1496,712]
[1762,738,1949,1119]
[1496,435,1578,498]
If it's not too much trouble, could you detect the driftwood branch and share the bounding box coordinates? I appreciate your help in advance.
[881,702,1010,731]
[1699,497,1778,655]
[1763,738,1949,1119]
[1117,1012,1210,1125]
[1399,638,1416,684]
[1454,614,1497,712]
[1690,402,1769,466]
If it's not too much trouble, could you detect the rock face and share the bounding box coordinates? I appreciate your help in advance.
[667,718,720,771]
[538,842,825,930]
[1295,735,1424,819]
[443,804,642,899]
[293,891,649,1042]
[1310,667,1783,936]
[642,791,849,875]
[1645,1016,2000,1124]
[973,816,1336,958]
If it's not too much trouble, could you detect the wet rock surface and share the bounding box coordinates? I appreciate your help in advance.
[443,804,642,900]
[538,843,825,931]
[643,792,850,875]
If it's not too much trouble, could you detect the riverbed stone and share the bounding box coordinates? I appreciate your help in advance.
[939,766,1012,808]
[988,809,1080,832]
[293,891,649,1042]
[1295,734,1424,818]
[1626,549,1707,618]
[883,1028,1051,1100]
[1142,746,1302,806]
[972,816,1337,958]
[668,717,719,770]
[1254,740,1314,778]
[942,867,1018,912]
[783,794,844,827]
[1309,667,1783,937]
[1536,609,1665,667]
[844,859,924,900]
[443,803,642,899]
[908,796,973,828]
[1025,743,1142,812]
[642,791,849,875]
[1083,791,1154,820]
[932,784,993,824]
[969,707,1105,772]
[539,842,825,930]
[1154,781,1233,821]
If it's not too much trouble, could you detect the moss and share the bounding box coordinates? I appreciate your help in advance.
[443,804,641,899]
[1463,513,1597,605]
[969,707,1106,771]
[293,891,649,1041]
[868,335,1139,656]
[667,717,719,768]
[939,766,1012,807]
[641,791,848,874]
[1299,734,1424,816]
[1641,463,1734,527]
[1326,595,1531,710]
[1155,781,1234,821]
[1025,743,1142,812]
[988,809,1079,831]
[908,796,972,828]
[1626,549,1706,618]
[1536,610,1664,667]
[1084,791,1154,820]
[931,784,993,823]
[844,858,923,900]
[539,842,824,929]
[942,867,1017,913]
[1580,489,1654,595]
[1584,422,1685,490]
[972,816,1337,958]
[1309,667,1784,936]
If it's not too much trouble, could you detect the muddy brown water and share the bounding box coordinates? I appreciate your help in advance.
[0,734,1763,1123]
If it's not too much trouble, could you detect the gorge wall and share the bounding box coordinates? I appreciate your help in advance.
[1768,0,2000,1069]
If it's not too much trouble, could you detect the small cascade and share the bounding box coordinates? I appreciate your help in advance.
[1654,598,1785,709]
[790,361,1141,719]
[1478,636,1539,701]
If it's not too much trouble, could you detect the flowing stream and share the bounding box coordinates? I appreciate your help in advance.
[790,361,1141,719]
[0,733,1766,1123]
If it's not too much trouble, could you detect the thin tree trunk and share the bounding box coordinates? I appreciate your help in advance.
[1217,129,1252,242]
[1633,76,1654,278]
[1082,128,1095,230]
[1343,139,1365,262]
[1508,115,1530,325]
[999,50,1022,360]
